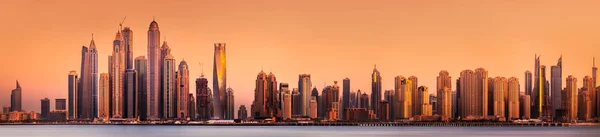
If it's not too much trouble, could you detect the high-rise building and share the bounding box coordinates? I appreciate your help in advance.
[492,77,507,119]
[159,40,171,118]
[371,65,382,115]
[10,81,22,112]
[41,98,50,119]
[68,71,78,120]
[298,74,312,116]
[213,43,227,119]
[409,76,419,116]
[110,30,125,118]
[384,90,394,120]
[360,93,369,110]
[551,56,562,118]
[55,99,66,111]
[520,94,531,119]
[583,76,596,118]
[578,88,592,121]
[89,38,98,119]
[280,83,291,119]
[342,78,350,119]
[324,81,340,120]
[439,87,452,119]
[349,91,357,108]
[162,53,176,119]
[237,105,247,120]
[253,71,268,118]
[310,98,318,119]
[565,75,577,122]
[225,87,235,120]
[266,72,279,118]
[507,77,520,120]
[419,86,432,116]
[188,93,196,120]
[398,76,413,119]
[134,56,147,120]
[124,69,137,118]
[378,101,389,121]
[437,70,452,118]
[532,55,547,119]
[196,75,210,120]
[122,27,133,70]
[78,44,94,120]
[146,19,161,120]
[98,73,110,119]
[459,68,488,119]
[525,70,533,95]
[291,88,301,116]
[177,60,189,119]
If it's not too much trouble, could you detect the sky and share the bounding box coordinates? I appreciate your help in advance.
[0,0,599,115]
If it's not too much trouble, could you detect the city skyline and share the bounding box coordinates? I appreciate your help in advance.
[2,1,600,116]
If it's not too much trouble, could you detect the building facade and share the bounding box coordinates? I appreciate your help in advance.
[565,75,577,122]
[213,43,227,119]
[98,73,110,119]
[298,74,312,116]
[146,20,161,120]
[134,56,147,120]
[68,71,78,120]
[162,53,176,118]
[371,66,382,115]
[177,61,189,119]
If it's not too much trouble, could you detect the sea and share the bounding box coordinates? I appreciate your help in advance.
[0,125,598,137]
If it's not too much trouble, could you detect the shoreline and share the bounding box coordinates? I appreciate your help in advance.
[2,122,594,127]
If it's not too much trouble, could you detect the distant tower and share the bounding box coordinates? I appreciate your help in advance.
[409,76,419,116]
[159,40,171,118]
[68,71,78,120]
[342,78,350,119]
[134,56,148,120]
[507,77,520,120]
[525,70,533,95]
[418,86,432,116]
[551,56,562,119]
[98,73,110,120]
[459,68,489,119]
[253,71,268,118]
[492,77,507,119]
[298,74,312,116]
[371,65,382,115]
[213,43,227,119]
[398,76,413,119]
[10,81,22,112]
[162,53,176,118]
[565,76,577,122]
[78,44,92,120]
[110,30,125,118]
[89,37,98,119]
[436,71,452,118]
[195,75,210,120]
[146,19,161,120]
[225,87,234,120]
[266,72,279,118]
[177,60,190,119]
[124,69,138,118]
[41,98,50,119]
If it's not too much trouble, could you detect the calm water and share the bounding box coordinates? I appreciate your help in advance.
[0,125,599,137]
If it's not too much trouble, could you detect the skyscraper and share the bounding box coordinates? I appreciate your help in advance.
[68,71,78,120]
[520,94,531,119]
[565,75,577,122]
[384,90,394,119]
[188,93,196,120]
[409,76,419,116]
[89,37,98,119]
[342,78,350,119]
[41,98,50,119]
[266,72,279,118]
[525,70,533,96]
[122,27,133,70]
[213,43,227,119]
[78,44,93,120]
[437,70,452,118]
[419,86,432,116]
[238,105,247,120]
[110,30,125,118]
[371,65,382,115]
[224,87,235,120]
[124,69,137,118]
[134,56,147,120]
[508,77,520,120]
[532,55,546,118]
[291,88,301,116]
[146,19,161,120]
[10,80,22,112]
[360,93,369,111]
[492,77,507,119]
[163,53,176,119]
[459,68,488,119]
[398,76,413,119]
[98,73,110,120]
[160,41,171,118]
[578,88,592,121]
[55,99,66,111]
[583,76,596,118]
[279,83,290,118]
[253,71,268,118]
[196,75,210,120]
[283,87,292,119]
[298,74,312,116]
[177,60,189,119]
[551,56,562,118]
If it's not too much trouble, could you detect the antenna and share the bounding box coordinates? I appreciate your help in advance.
[594,57,596,67]
[91,33,94,40]
[119,16,127,30]
[199,62,204,77]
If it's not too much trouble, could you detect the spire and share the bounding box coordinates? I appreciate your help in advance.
[89,33,96,49]
[199,62,204,77]
[16,80,20,89]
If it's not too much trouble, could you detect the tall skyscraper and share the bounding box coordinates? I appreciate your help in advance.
[520,94,531,119]
[492,77,507,119]
[298,74,312,116]
[160,41,171,118]
[338,78,349,120]
[41,98,50,119]
[213,43,227,119]
[508,77,520,120]
[565,75,577,122]
[384,90,394,120]
[418,86,432,116]
[459,68,488,119]
[583,76,596,118]
[163,53,176,119]
[225,87,234,120]
[124,69,137,118]
[525,70,533,95]
[188,93,196,120]
[238,105,247,120]
[253,71,269,118]
[371,65,382,115]
[551,56,562,118]
[98,73,110,120]
[89,37,98,119]
[78,44,94,120]
[177,60,189,119]
[134,56,147,120]
[578,88,592,121]
[439,87,452,119]
[409,76,419,116]
[398,76,413,119]
[55,99,66,111]
[122,27,133,70]
[68,71,78,120]
[282,85,292,119]
[110,30,125,118]
[146,19,161,120]
[266,72,280,118]
[10,80,22,112]
[436,71,452,117]
[532,55,545,118]
[196,75,210,120]
[291,88,301,116]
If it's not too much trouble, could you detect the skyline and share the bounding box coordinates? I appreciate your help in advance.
[2,1,600,115]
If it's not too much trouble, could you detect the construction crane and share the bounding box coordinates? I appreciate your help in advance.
[119,16,127,30]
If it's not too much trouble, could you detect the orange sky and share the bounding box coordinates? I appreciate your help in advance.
[0,0,599,113]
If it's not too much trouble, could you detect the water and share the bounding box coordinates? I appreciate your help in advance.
[0,125,599,137]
